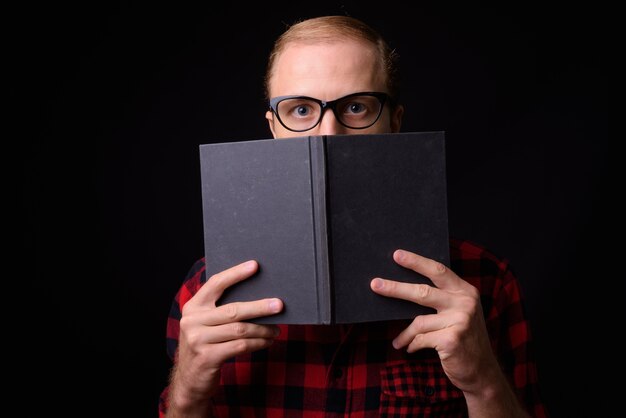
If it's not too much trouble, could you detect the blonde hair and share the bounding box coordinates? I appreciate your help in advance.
[264,15,400,101]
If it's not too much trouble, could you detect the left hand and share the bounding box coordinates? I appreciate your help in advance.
[370,249,503,394]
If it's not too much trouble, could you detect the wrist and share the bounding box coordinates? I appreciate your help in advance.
[166,367,215,418]
[166,387,213,418]
[463,367,529,418]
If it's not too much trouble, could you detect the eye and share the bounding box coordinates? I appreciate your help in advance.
[295,105,312,116]
[338,95,381,118]
[346,102,366,114]
[280,99,318,119]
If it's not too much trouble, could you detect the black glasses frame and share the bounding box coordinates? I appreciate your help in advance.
[268,91,389,132]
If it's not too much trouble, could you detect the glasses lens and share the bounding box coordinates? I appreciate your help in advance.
[276,98,322,132]
[335,94,384,129]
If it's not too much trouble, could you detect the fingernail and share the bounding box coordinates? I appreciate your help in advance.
[372,278,384,290]
[244,260,256,270]
[269,299,281,312]
[395,250,405,261]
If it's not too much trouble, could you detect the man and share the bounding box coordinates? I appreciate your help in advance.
[160,15,548,417]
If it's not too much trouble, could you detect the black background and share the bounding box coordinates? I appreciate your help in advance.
[20,1,611,417]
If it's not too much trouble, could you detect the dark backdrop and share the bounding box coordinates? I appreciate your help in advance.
[20,2,610,417]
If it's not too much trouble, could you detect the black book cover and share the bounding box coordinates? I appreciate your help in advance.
[199,131,449,324]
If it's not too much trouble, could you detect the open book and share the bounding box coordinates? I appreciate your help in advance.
[199,131,449,324]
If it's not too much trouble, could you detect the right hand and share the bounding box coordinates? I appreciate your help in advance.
[166,260,283,415]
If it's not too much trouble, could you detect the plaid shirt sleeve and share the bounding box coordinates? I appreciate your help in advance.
[159,240,549,417]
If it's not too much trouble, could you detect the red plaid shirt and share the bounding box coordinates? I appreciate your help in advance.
[159,238,548,417]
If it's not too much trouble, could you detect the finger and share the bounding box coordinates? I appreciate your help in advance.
[393,249,467,291]
[370,278,446,310]
[404,328,451,354]
[194,322,281,345]
[194,260,259,305]
[206,337,280,365]
[391,312,453,349]
[203,298,284,326]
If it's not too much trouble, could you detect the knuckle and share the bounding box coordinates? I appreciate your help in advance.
[185,329,202,347]
[416,284,431,299]
[467,285,481,300]
[232,322,247,337]
[408,333,425,352]
[207,272,221,286]
[179,315,192,330]
[455,311,473,330]
[413,333,425,345]
[434,261,447,275]
[225,303,239,320]
[440,331,461,351]
[459,292,481,315]
[411,314,426,332]
[233,339,249,354]
[415,315,426,333]
[180,302,195,316]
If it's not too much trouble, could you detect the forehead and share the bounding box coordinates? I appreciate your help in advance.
[268,40,386,99]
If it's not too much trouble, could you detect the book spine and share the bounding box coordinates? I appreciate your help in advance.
[309,136,331,324]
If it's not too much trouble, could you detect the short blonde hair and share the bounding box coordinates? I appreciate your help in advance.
[264,16,399,101]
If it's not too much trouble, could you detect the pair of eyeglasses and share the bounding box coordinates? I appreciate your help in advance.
[269,91,389,132]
